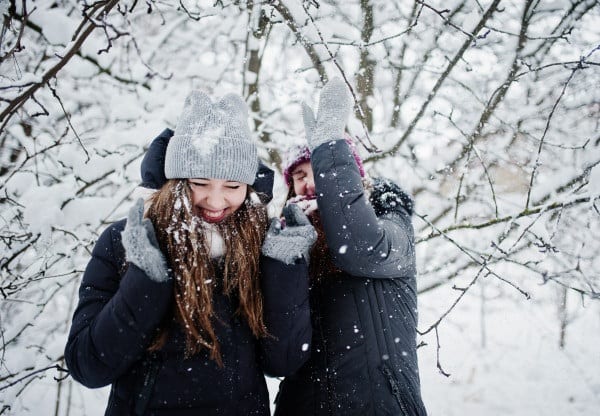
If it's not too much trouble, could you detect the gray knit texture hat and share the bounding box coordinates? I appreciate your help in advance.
[164,90,258,184]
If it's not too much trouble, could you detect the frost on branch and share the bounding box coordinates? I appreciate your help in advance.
[1,0,599,414]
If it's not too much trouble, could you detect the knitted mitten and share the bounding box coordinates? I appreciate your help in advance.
[303,77,352,151]
[121,198,170,282]
[261,204,317,265]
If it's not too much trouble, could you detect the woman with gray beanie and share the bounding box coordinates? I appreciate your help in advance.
[65,91,315,415]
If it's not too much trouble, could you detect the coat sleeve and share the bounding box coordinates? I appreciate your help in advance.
[311,139,416,278]
[257,255,312,377]
[64,221,173,388]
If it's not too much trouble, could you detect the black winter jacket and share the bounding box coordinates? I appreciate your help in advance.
[65,131,312,415]
[274,140,427,416]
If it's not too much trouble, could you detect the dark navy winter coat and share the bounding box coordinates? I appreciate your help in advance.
[274,140,427,416]
[65,130,311,415]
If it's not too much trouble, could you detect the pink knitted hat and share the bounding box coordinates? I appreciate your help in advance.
[283,136,365,185]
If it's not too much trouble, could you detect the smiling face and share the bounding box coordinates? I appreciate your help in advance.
[291,161,316,198]
[188,178,248,223]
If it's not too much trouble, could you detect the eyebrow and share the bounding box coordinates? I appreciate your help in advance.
[189,179,242,184]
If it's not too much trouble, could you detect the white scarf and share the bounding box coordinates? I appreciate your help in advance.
[131,186,225,258]
[203,222,225,258]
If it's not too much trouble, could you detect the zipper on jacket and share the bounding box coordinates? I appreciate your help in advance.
[312,281,332,415]
[134,352,161,416]
[382,365,409,416]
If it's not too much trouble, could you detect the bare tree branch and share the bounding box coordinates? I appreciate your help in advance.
[0,0,120,133]
[366,0,503,162]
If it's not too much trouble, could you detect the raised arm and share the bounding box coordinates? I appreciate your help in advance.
[303,78,415,278]
[311,140,415,278]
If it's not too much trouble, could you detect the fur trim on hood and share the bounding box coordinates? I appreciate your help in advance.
[369,177,414,217]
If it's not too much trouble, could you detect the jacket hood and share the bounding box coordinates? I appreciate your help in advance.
[140,128,274,203]
[140,128,172,190]
[369,177,414,217]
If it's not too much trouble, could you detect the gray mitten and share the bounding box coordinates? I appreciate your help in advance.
[303,77,352,151]
[121,198,170,282]
[261,204,317,265]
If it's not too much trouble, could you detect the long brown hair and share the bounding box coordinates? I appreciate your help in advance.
[146,179,268,366]
[307,211,344,282]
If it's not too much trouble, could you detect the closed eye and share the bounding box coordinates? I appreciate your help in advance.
[293,173,307,181]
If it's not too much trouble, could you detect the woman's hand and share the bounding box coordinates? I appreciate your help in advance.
[121,198,170,282]
[261,204,317,265]
[303,77,352,151]
[287,195,318,216]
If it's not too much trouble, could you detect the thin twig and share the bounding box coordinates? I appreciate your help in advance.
[417,211,531,299]
[300,2,379,152]
[525,60,582,209]
[0,365,68,392]
[418,196,596,242]
[365,0,503,163]
[0,0,120,133]
[47,81,90,162]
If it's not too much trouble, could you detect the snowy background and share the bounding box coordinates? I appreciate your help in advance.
[1,0,599,414]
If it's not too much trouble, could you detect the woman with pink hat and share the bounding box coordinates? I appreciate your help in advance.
[274,78,427,416]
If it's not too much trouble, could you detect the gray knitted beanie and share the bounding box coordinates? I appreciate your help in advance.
[164,91,258,184]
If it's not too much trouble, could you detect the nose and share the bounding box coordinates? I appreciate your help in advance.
[304,177,315,197]
[203,192,227,210]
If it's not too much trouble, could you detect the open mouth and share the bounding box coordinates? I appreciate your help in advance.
[200,209,228,223]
